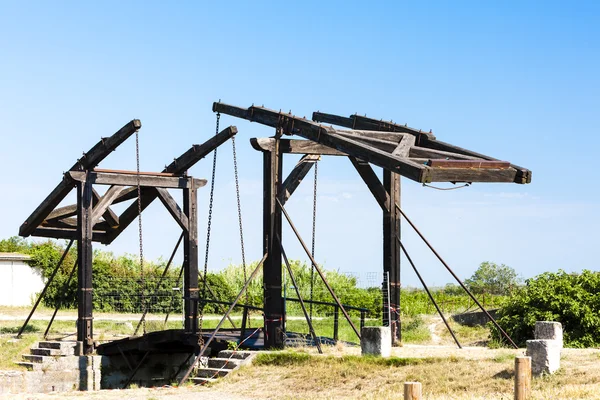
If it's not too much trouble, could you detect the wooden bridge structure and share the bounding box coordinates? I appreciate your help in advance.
[17,101,531,358]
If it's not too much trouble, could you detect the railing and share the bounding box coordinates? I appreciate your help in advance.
[197,297,369,343]
[286,298,369,342]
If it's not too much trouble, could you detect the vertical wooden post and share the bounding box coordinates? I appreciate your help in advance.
[183,181,199,333]
[333,306,339,342]
[383,170,401,344]
[514,356,532,400]
[77,177,94,355]
[404,382,422,400]
[263,139,284,349]
[360,310,366,331]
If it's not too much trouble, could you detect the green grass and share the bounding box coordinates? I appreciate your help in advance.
[254,351,447,367]
[0,335,38,370]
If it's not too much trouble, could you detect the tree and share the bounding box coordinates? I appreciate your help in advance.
[465,262,521,296]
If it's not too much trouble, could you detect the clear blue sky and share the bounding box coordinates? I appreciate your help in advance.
[0,1,598,288]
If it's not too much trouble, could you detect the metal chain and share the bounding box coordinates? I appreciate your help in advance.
[309,161,318,321]
[199,113,220,340]
[232,134,249,323]
[135,129,146,335]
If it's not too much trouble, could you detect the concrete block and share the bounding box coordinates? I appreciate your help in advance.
[534,321,563,348]
[361,326,391,357]
[526,339,560,375]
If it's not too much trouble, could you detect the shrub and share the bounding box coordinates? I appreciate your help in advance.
[491,269,600,347]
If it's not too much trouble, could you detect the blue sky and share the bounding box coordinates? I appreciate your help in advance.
[0,1,598,288]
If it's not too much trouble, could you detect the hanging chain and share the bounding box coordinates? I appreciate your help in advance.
[135,129,146,335]
[199,113,220,340]
[232,134,249,322]
[309,161,318,321]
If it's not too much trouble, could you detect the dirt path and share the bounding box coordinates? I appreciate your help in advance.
[427,316,443,345]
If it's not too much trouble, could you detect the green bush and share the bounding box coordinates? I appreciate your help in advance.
[491,269,600,347]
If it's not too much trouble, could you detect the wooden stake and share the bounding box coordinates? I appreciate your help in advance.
[404,382,422,400]
[514,356,532,400]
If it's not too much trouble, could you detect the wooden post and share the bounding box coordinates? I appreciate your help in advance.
[404,382,422,400]
[383,170,401,344]
[333,306,339,342]
[183,181,199,333]
[514,356,532,400]
[76,177,94,355]
[263,138,284,348]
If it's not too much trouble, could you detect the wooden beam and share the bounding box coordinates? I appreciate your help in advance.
[92,188,119,227]
[69,171,207,190]
[91,186,127,227]
[213,103,428,183]
[427,167,521,183]
[164,126,238,174]
[280,155,319,205]
[103,187,158,243]
[392,135,416,158]
[41,217,112,231]
[336,129,405,143]
[32,227,108,243]
[420,136,532,184]
[20,119,141,237]
[155,188,189,231]
[19,175,76,237]
[409,146,482,161]
[427,160,510,169]
[312,111,436,141]
[336,131,399,153]
[348,157,389,212]
[250,138,346,156]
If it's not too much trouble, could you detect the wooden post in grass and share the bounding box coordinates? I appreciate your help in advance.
[514,356,532,400]
[404,382,422,400]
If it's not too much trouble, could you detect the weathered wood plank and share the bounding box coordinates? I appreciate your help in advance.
[348,157,389,212]
[420,137,532,184]
[427,167,519,183]
[250,138,347,156]
[280,155,319,205]
[103,187,158,243]
[155,188,189,231]
[409,146,482,160]
[427,160,510,169]
[392,135,416,158]
[41,217,112,231]
[69,171,207,189]
[336,129,405,143]
[336,131,399,153]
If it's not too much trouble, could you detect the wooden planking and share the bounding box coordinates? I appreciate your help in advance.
[310,111,353,127]
[90,186,127,227]
[41,217,112,232]
[336,131,399,153]
[348,157,389,212]
[250,138,346,156]
[93,168,176,177]
[164,126,238,174]
[392,135,416,158]
[280,155,320,205]
[155,188,189,231]
[427,160,511,169]
[69,171,207,189]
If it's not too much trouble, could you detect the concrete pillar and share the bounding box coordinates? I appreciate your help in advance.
[361,326,391,357]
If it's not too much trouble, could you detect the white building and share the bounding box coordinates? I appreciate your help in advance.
[0,253,44,307]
